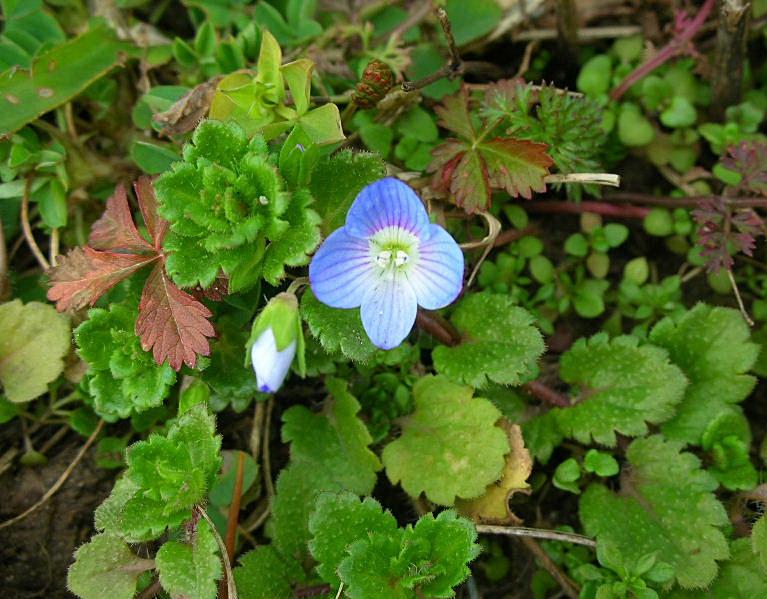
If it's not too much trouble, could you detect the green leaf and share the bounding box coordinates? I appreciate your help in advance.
[433,292,544,388]
[701,411,757,491]
[76,300,176,421]
[0,24,129,137]
[753,515,767,574]
[381,375,509,505]
[649,304,758,444]
[580,435,729,589]
[338,510,480,599]
[272,381,381,561]
[67,533,152,599]
[660,96,697,128]
[668,539,767,598]
[582,449,619,477]
[233,546,305,599]
[553,457,581,494]
[156,120,319,291]
[445,0,502,45]
[301,289,377,363]
[309,149,386,237]
[156,519,222,599]
[95,404,221,541]
[554,333,687,446]
[0,299,70,403]
[309,492,399,587]
[129,140,180,175]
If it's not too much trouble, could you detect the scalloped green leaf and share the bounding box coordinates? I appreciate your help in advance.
[381,375,509,505]
[555,333,687,446]
[301,288,377,363]
[580,435,729,589]
[67,533,152,599]
[337,510,480,599]
[432,292,544,389]
[272,380,381,561]
[156,519,222,599]
[649,304,759,444]
[309,492,398,587]
[233,546,305,599]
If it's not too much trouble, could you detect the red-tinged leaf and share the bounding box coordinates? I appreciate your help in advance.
[134,175,168,247]
[190,275,229,303]
[452,151,492,213]
[136,263,215,371]
[480,138,553,200]
[47,247,158,311]
[89,184,153,253]
[434,86,476,141]
[720,141,767,196]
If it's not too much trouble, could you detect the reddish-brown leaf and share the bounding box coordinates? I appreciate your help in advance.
[434,86,476,141]
[134,175,168,247]
[136,263,215,371]
[89,184,154,253]
[47,247,159,311]
[480,138,553,200]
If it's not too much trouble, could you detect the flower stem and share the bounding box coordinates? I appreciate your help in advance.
[610,0,716,101]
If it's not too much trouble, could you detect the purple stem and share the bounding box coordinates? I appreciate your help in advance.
[610,0,716,101]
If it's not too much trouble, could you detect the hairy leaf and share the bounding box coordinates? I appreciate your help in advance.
[156,519,222,599]
[433,292,544,388]
[75,300,176,421]
[580,435,729,589]
[382,375,509,505]
[67,533,152,599]
[88,184,153,253]
[95,404,221,541]
[309,492,398,587]
[233,546,305,599]
[555,333,687,446]
[338,509,480,599]
[720,140,767,196]
[0,300,70,403]
[301,289,377,363]
[649,304,759,444]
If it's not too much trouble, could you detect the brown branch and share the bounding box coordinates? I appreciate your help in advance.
[711,0,750,119]
[402,5,463,92]
[136,578,162,599]
[522,380,570,407]
[415,308,461,346]
[21,177,50,271]
[520,536,580,599]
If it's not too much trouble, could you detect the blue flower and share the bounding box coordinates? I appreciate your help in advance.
[250,327,296,393]
[309,177,464,349]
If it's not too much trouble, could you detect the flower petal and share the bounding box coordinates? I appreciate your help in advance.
[346,177,430,239]
[360,273,418,350]
[251,327,296,393]
[309,228,375,308]
[407,224,464,309]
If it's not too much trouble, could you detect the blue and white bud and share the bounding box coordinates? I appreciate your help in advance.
[250,327,296,393]
[246,292,304,394]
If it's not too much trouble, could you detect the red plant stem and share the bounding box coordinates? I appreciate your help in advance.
[610,0,716,100]
[522,380,570,407]
[219,452,246,599]
[606,192,767,209]
[525,200,651,219]
[416,308,462,346]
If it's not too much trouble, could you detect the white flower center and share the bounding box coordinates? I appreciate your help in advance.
[369,227,419,274]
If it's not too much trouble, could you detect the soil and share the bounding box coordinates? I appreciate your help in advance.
[0,437,115,599]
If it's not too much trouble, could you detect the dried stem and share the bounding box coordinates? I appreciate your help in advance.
[515,25,642,42]
[727,268,754,326]
[525,200,650,219]
[249,399,266,460]
[476,524,596,548]
[544,173,620,187]
[556,0,579,56]
[610,0,716,100]
[461,212,502,290]
[402,5,463,92]
[416,308,462,346]
[711,0,750,119]
[520,536,580,599]
[49,227,60,267]
[522,380,570,407]
[21,177,51,271]
[197,507,238,599]
[0,420,104,530]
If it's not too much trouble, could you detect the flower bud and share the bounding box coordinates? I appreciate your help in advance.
[247,292,302,393]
